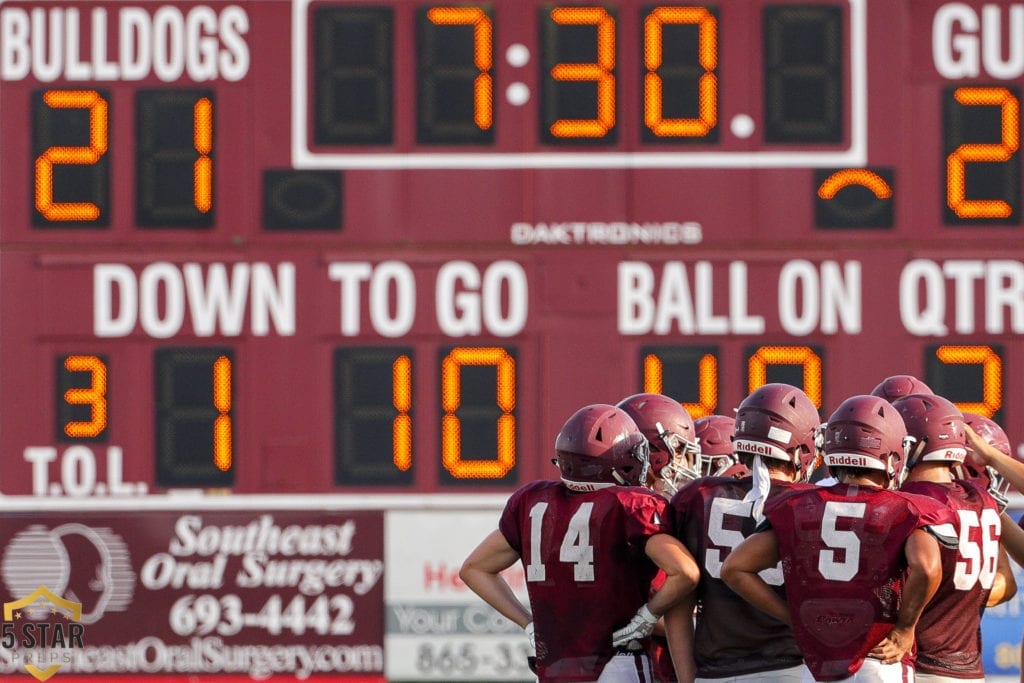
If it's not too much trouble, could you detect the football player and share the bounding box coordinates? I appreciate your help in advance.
[617,393,702,500]
[962,416,1024,683]
[959,413,1023,610]
[663,383,820,682]
[459,403,700,682]
[892,394,1016,682]
[961,413,1024,568]
[693,414,744,478]
[721,394,957,682]
[616,393,703,683]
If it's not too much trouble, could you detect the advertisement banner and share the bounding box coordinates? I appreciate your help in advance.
[0,510,385,680]
[384,510,532,681]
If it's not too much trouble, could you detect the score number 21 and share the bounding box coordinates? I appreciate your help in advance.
[34,88,213,227]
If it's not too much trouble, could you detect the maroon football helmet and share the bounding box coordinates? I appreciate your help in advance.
[959,412,1018,497]
[824,394,910,487]
[554,404,650,490]
[870,374,933,403]
[733,383,821,480]
[890,393,967,467]
[693,415,738,477]
[616,393,700,495]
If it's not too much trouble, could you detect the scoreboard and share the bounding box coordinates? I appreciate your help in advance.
[1,0,1022,499]
[4,1,1024,681]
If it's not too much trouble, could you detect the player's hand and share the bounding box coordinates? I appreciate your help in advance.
[611,604,658,649]
[964,424,996,466]
[868,626,913,664]
[524,622,537,673]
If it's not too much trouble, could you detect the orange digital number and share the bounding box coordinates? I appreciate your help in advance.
[934,345,1002,418]
[193,97,214,214]
[644,6,717,137]
[548,7,615,138]
[441,347,516,478]
[428,7,493,131]
[35,90,108,221]
[643,351,718,418]
[212,355,233,471]
[63,355,108,438]
[392,354,413,471]
[747,345,823,408]
[947,87,1019,219]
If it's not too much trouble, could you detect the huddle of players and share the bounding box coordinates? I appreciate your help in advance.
[460,375,1022,683]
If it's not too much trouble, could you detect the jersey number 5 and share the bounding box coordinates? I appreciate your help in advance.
[819,501,866,581]
[706,497,783,585]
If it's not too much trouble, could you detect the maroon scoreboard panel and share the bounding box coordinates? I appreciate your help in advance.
[1,0,1022,498]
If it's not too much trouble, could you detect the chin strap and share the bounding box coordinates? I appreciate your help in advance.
[742,455,772,523]
[904,435,924,469]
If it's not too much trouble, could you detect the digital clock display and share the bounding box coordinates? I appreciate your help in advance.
[1,0,1022,500]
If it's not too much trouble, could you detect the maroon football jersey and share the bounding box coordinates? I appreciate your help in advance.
[763,483,956,682]
[666,476,808,677]
[900,479,1001,678]
[499,480,667,682]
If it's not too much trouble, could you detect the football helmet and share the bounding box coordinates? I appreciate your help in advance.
[733,383,821,480]
[554,404,651,490]
[693,415,739,477]
[823,394,910,487]
[959,412,1017,499]
[870,374,933,403]
[890,393,967,466]
[616,393,701,494]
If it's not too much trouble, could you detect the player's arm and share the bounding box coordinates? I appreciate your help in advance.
[459,529,532,628]
[720,529,790,625]
[869,528,941,664]
[663,591,697,683]
[966,424,1024,493]
[645,533,700,615]
[987,543,1017,607]
[613,534,700,648]
[999,511,1024,568]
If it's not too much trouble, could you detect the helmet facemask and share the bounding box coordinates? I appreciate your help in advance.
[701,452,738,477]
[652,420,701,495]
[986,466,1009,498]
[621,437,653,487]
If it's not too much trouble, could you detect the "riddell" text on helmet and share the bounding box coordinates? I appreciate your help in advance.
[828,454,870,467]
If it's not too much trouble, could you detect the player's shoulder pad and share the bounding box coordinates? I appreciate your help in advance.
[922,522,959,549]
